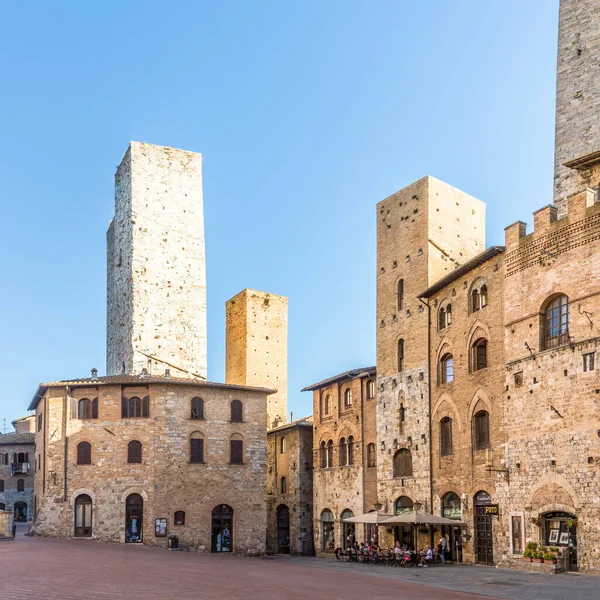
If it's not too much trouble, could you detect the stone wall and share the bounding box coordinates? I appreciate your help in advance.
[266,420,314,555]
[226,289,288,428]
[0,437,35,521]
[33,378,269,554]
[107,142,207,380]
[554,0,600,215]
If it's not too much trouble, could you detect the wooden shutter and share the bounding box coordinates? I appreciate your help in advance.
[231,400,243,422]
[230,440,243,464]
[190,438,204,463]
[77,443,91,465]
[191,397,203,420]
[121,397,128,418]
[142,396,150,418]
[17,479,25,492]
[71,397,77,419]
[92,398,98,419]
[128,441,142,464]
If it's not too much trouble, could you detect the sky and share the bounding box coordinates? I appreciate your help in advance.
[0,0,559,429]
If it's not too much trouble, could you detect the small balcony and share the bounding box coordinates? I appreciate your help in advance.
[542,330,570,351]
[10,462,30,476]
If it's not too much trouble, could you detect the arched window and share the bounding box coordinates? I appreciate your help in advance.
[472,289,481,313]
[74,494,92,537]
[323,395,332,416]
[474,410,490,450]
[393,448,412,477]
[347,435,354,465]
[339,437,347,466]
[394,496,413,515]
[319,441,327,468]
[439,307,446,330]
[122,396,149,418]
[343,388,352,408]
[366,380,376,399]
[341,509,355,550]
[440,417,453,456]
[17,478,25,492]
[439,353,454,384]
[326,439,334,468]
[280,476,287,494]
[231,400,243,423]
[397,279,404,310]
[174,511,185,525]
[320,509,334,551]
[280,437,286,454]
[191,397,204,420]
[190,432,204,463]
[367,443,376,467]
[77,398,98,419]
[543,294,569,349]
[442,492,461,520]
[127,440,142,464]
[230,434,244,464]
[398,339,404,372]
[472,338,488,371]
[471,280,489,313]
[77,442,91,465]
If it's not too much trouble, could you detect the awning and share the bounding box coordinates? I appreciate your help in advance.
[381,511,463,526]
[342,512,393,524]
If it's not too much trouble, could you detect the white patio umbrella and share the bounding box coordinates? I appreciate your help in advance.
[381,511,463,526]
[342,511,393,524]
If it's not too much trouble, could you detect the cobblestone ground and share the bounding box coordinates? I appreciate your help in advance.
[0,537,497,600]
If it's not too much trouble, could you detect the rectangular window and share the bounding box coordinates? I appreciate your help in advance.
[583,352,595,372]
[511,516,523,554]
[514,372,523,387]
[37,413,43,432]
[230,440,243,464]
[190,439,204,463]
[399,403,405,432]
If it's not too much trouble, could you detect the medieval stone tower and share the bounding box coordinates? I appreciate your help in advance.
[554,0,600,216]
[375,175,485,511]
[106,142,207,379]
[225,289,288,428]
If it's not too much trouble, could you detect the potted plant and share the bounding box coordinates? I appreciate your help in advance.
[532,551,544,563]
[523,549,533,562]
[543,552,556,564]
[529,517,541,527]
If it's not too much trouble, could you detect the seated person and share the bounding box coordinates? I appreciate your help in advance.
[418,546,433,567]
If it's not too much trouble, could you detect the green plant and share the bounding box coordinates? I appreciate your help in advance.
[535,551,545,560]
[523,549,533,559]
[525,541,538,552]
[543,553,554,561]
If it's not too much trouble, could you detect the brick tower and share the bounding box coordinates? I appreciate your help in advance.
[225,289,288,429]
[553,0,600,216]
[375,175,485,516]
[106,142,207,379]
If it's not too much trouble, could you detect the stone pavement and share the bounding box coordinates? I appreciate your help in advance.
[289,555,600,600]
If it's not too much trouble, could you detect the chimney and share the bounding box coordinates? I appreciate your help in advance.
[91,368,98,380]
[164,369,171,379]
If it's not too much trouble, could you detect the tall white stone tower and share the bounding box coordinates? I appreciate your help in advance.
[553,0,600,216]
[106,142,207,379]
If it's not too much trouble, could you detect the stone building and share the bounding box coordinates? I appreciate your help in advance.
[0,414,35,522]
[303,367,377,553]
[29,143,282,555]
[266,417,314,555]
[30,374,271,553]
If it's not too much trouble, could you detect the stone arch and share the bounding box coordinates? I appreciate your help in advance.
[435,339,454,364]
[432,393,463,432]
[69,488,97,504]
[526,472,580,510]
[120,488,149,503]
[466,320,491,349]
[467,387,493,422]
[467,482,496,498]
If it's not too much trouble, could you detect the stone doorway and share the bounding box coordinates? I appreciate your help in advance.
[474,491,493,565]
[211,504,233,553]
[542,511,577,571]
[276,504,290,554]
[125,494,143,543]
[74,494,92,538]
[13,501,27,522]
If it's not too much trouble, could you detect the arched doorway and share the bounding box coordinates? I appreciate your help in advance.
[14,501,27,522]
[211,504,233,552]
[441,492,462,562]
[542,511,577,571]
[340,509,355,550]
[320,509,334,551]
[394,496,414,549]
[474,490,493,565]
[125,494,143,543]
[74,495,92,538]
[276,504,290,554]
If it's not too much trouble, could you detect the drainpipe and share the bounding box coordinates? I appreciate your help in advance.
[418,297,434,516]
[63,386,70,502]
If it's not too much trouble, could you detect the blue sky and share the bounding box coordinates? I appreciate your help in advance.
[0,0,559,428]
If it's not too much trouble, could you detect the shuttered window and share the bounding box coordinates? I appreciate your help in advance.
[230,439,243,464]
[393,448,412,477]
[231,400,243,423]
[190,438,204,463]
[122,396,149,418]
[191,397,204,420]
[473,339,487,371]
[474,410,490,450]
[17,479,25,492]
[127,440,142,464]
[77,442,91,465]
[440,417,453,456]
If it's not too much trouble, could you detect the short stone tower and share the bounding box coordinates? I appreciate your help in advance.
[106,142,207,379]
[554,0,600,215]
[225,289,288,429]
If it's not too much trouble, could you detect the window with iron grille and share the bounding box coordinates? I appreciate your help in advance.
[191,397,204,420]
[231,400,243,423]
[230,439,243,464]
[127,440,142,464]
[440,417,453,456]
[190,436,204,463]
[77,442,91,465]
[474,410,490,450]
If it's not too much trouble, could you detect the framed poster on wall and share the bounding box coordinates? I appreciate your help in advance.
[549,529,560,544]
[155,518,167,537]
[559,531,569,545]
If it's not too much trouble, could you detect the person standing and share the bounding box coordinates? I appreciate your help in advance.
[438,534,448,564]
